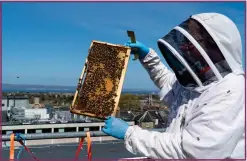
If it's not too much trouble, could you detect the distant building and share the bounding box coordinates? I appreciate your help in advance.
[10,106,25,120]
[117,111,135,121]
[2,110,8,123]
[2,96,30,109]
[10,107,49,121]
[34,97,40,104]
[147,110,167,128]
[32,97,44,108]
[45,105,55,119]
[54,107,84,122]
[56,111,72,121]
[78,114,86,121]
[133,112,153,128]
[2,96,31,123]
[25,108,49,120]
[134,110,168,129]
[57,106,73,120]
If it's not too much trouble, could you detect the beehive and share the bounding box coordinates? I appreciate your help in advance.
[70,40,131,119]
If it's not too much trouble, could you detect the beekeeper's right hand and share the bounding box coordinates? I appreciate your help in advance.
[102,116,129,140]
[125,41,150,60]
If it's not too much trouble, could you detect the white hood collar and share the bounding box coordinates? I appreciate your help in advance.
[158,13,244,97]
[191,13,244,76]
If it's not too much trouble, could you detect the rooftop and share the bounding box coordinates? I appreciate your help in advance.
[2,141,143,160]
[118,111,135,121]
[134,110,168,128]
[2,95,29,100]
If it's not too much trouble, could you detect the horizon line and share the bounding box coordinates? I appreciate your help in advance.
[2,83,158,91]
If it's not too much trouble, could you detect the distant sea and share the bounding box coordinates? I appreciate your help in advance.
[2,89,158,94]
[2,84,159,94]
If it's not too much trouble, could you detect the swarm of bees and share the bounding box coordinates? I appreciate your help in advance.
[73,42,129,118]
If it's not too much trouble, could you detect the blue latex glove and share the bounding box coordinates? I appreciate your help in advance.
[125,41,150,60]
[102,116,129,140]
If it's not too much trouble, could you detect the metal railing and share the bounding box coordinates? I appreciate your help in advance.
[2,128,166,141]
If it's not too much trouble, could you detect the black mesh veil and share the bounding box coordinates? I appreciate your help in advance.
[158,18,231,87]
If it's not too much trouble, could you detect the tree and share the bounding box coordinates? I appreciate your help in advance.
[44,94,50,101]
[29,96,34,104]
[152,94,160,100]
[40,94,45,102]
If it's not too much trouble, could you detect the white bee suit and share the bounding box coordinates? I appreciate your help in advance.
[124,13,245,159]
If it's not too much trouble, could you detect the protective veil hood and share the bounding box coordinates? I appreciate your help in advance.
[157,13,243,93]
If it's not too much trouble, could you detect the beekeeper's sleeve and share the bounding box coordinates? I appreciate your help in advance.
[140,48,177,90]
[124,75,244,159]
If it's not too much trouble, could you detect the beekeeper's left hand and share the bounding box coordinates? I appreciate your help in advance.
[102,116,129,140]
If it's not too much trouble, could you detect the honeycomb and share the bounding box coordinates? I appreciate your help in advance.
[71,41,130,119]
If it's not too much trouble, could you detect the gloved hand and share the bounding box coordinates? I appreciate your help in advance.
[102,116,129,140]
[125,41,150,60]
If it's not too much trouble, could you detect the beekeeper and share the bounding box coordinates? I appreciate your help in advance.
[102,13,245,159]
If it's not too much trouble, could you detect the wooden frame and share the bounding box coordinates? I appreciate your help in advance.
[70,40,131,119]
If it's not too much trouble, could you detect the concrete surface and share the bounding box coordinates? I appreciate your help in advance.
[1,140,144,160]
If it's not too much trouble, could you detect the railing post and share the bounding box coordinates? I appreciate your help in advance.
[76,127,79,142]
[99,126,102,143]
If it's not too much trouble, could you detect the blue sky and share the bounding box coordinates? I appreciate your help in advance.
[2,2,245,90]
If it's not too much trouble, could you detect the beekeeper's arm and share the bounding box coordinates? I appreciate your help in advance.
[104,76,244,159]
[125,41,177,90]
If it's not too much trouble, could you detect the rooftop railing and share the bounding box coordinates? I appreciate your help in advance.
[2,128,166,141]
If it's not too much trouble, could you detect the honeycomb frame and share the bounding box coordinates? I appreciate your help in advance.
[70,40,131,119]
